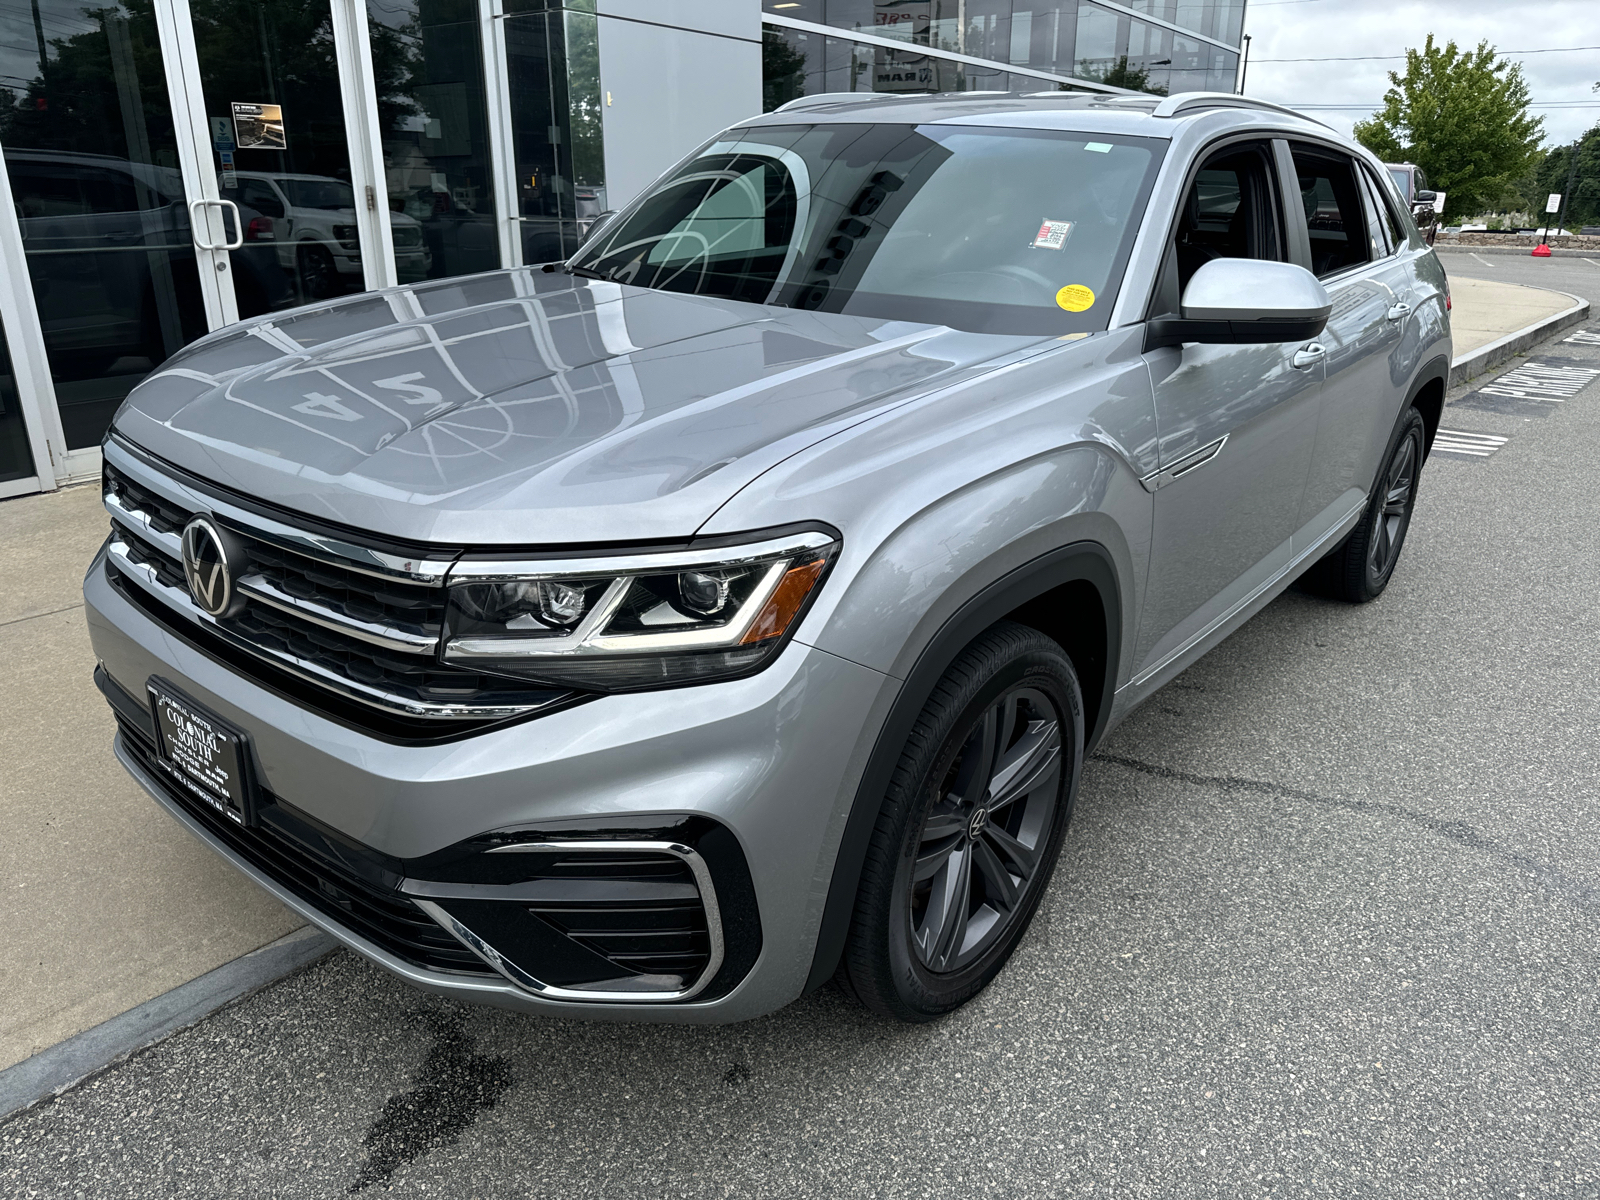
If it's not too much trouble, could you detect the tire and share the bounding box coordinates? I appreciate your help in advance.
[296,244,337,301]
[1308,407,1427,603]
[839,621,1084,1021]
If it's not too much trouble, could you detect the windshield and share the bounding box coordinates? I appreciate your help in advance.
[282,178,355,210]
[571,123,1164,335]
[1388,167,1411,200]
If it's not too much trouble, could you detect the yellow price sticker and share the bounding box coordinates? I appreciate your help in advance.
[1055,284,1096,313]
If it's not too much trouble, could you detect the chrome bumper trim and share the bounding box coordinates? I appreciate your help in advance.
[404,840,725,1004]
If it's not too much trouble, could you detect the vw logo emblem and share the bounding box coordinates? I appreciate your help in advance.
[967,806,989,839]
[180,516,245,618]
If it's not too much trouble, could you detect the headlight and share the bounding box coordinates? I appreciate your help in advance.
[332,224,359,249]
[442,529,839,691]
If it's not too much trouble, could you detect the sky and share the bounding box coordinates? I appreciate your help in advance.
[1241,0,1600,149]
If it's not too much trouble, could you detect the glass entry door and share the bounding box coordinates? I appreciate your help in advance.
[189,0,367,313]
[1,1,212,451]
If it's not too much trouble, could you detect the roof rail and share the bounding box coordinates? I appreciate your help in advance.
[1150,92,1332,129]
[774,91,926,113]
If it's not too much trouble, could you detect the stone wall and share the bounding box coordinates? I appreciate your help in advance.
[1446,231,1600,248]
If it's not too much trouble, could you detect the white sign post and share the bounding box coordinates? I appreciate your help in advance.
[1432,191,1446,214]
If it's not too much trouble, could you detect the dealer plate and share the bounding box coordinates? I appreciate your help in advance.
[147,679,254,825]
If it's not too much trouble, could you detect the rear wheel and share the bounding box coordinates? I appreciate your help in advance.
[840,622,1083,1021]
[1308,407,1427,603]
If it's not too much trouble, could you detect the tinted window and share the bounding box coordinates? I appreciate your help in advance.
[1292,148,1369,278]
[282,179,356,210]
[11,162,139,216]
[573,124,1165,336]
[1388,167,1411,201]
[1169,142,1283,295]
[238,179,285,218]
[1364,168,1407,252]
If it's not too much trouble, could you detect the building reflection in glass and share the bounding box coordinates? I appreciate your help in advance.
[368,0,500,282]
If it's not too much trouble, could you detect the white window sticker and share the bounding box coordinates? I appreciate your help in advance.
[1084,142,1113,153]
[1033,218,1074,250]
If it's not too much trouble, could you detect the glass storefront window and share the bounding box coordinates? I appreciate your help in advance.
[192,0,367,313]
[0,321,34,483]
[0,1,210,450]
[368,0,500,282]
[505,3,606,264]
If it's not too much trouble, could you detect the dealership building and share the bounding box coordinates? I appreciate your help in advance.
[0,0,1246,498]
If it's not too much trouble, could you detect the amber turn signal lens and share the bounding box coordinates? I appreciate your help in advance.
[740,558,827,645]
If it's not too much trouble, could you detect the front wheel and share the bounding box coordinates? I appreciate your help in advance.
[840,622,1083,1021]
[1309,407,1427,603]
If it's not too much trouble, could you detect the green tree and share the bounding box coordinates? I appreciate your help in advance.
[1078,55,1168,97]
[1354,35,1543,223]
[1519,124,1600,228]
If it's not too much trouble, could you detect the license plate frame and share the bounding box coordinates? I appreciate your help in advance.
[146,677,258,826]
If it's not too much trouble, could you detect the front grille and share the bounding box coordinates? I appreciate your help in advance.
[116,714,490,977]
[527,853,712,982]
[102,450,574,735]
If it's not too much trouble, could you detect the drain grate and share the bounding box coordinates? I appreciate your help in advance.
[1432,428,1509,459]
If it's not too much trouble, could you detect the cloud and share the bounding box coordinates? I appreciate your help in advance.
[1243,0,1598,146]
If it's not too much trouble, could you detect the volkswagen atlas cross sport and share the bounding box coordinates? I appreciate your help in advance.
[86,91,1450,1023]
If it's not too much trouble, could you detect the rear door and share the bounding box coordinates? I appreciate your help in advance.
[1134,138,1323,683]
[1290,143,1410,547]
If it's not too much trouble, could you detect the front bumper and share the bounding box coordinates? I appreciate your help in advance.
[85,549,891,1022]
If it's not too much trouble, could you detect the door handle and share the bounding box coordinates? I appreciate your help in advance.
[1387,301,1412,321]
[188,198,243,251]
[1291,343,1326,370]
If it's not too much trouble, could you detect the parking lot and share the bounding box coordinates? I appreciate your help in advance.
[3,255,1599,1197]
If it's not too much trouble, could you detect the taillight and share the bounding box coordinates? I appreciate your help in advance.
[1445,286,1451,312]
[246,216,274,240]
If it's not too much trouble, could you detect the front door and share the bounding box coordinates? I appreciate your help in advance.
[1291,144,1407,548]
[1134,139,1323,683]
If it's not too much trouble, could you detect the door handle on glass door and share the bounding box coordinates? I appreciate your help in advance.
[1387,302,1412,321]
[1292,343,1326,370]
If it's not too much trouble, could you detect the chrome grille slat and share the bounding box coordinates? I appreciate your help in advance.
[100,445,573,728]
[236,574,439,655]
[103,437,455,587]
[107,539,542,720]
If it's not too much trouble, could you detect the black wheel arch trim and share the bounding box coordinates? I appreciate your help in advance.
[803,540,1120,993]
[1405,351,1450,458]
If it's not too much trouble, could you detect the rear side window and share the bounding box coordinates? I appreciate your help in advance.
[1291,146,1370,278]
[1363,167,1407,252]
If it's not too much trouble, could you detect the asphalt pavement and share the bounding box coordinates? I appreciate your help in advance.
[4,255,1600,1197]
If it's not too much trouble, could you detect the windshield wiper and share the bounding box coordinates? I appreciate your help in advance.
[565,264,610,281]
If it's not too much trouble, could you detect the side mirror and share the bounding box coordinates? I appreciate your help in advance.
[1414,189,1436,206]
[579,209,617,247]
[1144,258,1332,351]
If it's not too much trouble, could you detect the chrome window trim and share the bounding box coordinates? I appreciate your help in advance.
[106,539,549,721]
[105,437,456,586]
[404,839,726,1004]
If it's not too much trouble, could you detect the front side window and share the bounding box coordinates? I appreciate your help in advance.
[1169,141,1283,296]
[1292,146,1370,279]
[571,123,1165,336]
[281,179,357,210]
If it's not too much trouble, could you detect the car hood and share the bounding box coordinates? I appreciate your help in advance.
[112,271,1042,545]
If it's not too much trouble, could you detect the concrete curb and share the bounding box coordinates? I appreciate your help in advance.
[1448,290,1592,388]
[0,926,335,1124]
[1436,244,1599,259]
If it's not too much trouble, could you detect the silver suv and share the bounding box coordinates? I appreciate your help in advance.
[86,92,1450,1023]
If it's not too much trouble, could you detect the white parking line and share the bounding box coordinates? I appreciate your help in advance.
[1470,253,1496,269]
[1585,258,1600,268]
[1565,330,1600,346]
[1433,429,1510,458]
[1477,361,1600,401]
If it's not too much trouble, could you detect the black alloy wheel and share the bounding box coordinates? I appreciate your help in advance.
[1306,407,1427,604]
[297,243,338,301]
[840,622,1084,1021]
[909,684,1062,973]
